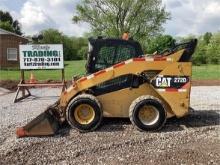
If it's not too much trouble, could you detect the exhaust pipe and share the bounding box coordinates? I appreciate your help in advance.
[16,104,62,138]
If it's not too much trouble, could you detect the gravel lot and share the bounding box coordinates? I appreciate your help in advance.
[0,86,219,165]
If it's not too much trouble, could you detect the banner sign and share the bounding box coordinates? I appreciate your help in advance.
[19,44,64,69]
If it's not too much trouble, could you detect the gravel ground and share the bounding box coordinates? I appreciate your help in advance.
[0,87,11,96]
[0,86,219,165]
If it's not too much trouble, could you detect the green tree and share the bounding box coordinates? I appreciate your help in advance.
[72,37,88,59]
[73,0,170,40]
[203,32,212,44]
[38,29,75,60]
[0,11,13,23]
[78,46,88,59]
[145,35,175,54]
[39,29,63,43]
[186,32,219,65]
[0,10,22,35]
[63,36,79,60]
[192,39,208,65]
[206,32,220,64]
[0,21,14,32]
[36,29,88,60]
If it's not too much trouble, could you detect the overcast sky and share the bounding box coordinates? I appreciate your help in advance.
[0,0,220,37]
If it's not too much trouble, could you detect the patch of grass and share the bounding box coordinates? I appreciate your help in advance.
[0,60,86,81]
[0,61,219,80]
[192,64,220,80]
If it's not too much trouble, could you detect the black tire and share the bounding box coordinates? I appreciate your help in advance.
[66,94,103,132]
[129,95,166,131]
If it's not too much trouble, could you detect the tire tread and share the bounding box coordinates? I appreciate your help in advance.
[66,94,102,132]
[129,95,166,131]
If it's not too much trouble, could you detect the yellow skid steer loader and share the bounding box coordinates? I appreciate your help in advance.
[16,37,197,137]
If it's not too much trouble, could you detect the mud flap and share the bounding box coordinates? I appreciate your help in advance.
[16,109,61,138]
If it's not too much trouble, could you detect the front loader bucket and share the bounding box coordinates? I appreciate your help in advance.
[16,108,60,138]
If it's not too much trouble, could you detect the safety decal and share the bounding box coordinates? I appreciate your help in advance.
[151,75,190,92]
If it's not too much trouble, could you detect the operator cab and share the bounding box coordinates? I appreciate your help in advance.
[85,36,144,95]
[86,37,143,74]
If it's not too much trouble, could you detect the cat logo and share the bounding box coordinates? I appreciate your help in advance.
[156,77,172,87]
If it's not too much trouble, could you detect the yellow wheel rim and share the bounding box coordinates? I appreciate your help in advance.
[74,104,95,125]
[138,105,159,125]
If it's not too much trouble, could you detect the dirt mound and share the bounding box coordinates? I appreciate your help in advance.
[192,80,220,86]
[0,80,19,91]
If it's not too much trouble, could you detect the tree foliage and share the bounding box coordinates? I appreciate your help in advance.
[0,10,22,35]
[192,39,208,65]
[35,29,88,60]
[144,32,219,65]
[190,32,220,65]
[206,33,220,64]
[203,32,212,45]
[73,0,170,40]
[0,21,14,32]
[145,35,175,54]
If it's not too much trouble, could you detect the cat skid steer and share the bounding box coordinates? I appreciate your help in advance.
[16,36,197,137]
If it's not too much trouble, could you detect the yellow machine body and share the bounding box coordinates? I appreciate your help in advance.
[59,50,191,119]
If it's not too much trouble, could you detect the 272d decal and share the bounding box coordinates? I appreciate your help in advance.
[151,75,190,89]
